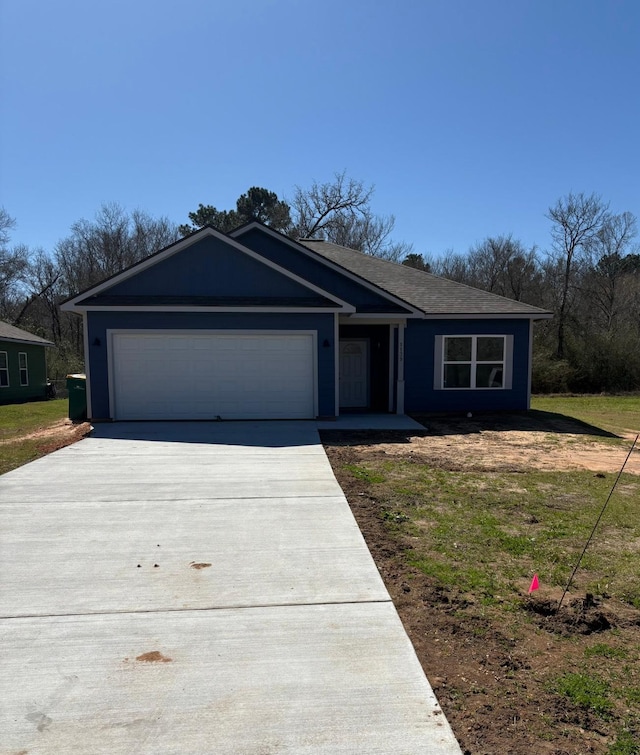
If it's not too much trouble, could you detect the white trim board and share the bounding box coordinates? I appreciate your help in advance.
[77,305,345,314]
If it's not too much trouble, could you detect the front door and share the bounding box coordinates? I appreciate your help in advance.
[339,339,369,408]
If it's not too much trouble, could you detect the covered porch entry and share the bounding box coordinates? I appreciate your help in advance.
[338,320,405,414]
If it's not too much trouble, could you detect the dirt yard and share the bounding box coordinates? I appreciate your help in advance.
[323,413,640,755]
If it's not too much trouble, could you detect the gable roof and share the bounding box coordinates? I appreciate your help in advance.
[60,221,552,320]
[0,321,54,346]
[299,239,553,318]
[61,226,354,313]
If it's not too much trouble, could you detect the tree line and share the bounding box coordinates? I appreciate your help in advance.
[1,179,638,393]
[414,194,640,393]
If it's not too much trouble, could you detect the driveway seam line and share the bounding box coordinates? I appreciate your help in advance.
[0,598,393,621]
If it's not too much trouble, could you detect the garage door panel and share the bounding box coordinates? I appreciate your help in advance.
[112,333,315,420]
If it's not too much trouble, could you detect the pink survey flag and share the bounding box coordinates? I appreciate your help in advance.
[528,574,540,593]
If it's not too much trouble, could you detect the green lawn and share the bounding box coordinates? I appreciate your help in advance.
[0,399,70,474]
[531,394,640,438]
[0,398,69,439]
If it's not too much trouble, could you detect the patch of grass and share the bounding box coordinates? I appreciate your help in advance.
[551,672,613,717]
[531,394,640,437]
[0,399,75,475]
[585,643,629,660]
[343,464,386,484]
[362,461,640,605]
[381,510,411,524]
[0,398,68,440]
[0,439,51,475]
[408,553,499,598]
[625,687,640,705]
[608,729,640,755]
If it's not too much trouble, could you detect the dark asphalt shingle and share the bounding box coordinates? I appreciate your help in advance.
[0,321,54,346]
[299,240,552,317]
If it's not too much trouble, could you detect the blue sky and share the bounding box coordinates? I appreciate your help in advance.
[1,0,639,259]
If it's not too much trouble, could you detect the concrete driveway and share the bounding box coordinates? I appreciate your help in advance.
[1,421,461,754]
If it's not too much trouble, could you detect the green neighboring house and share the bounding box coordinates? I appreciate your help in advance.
[0,321,54,404]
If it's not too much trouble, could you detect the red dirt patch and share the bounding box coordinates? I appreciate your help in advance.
[135,651,172,663]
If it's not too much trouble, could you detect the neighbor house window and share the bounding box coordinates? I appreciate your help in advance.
[0,352,8,387]
[18,352,28,386]
[436,335,512,389]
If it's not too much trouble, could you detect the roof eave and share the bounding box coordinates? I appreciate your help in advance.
[0,336,55,346]
[419,311,554,320]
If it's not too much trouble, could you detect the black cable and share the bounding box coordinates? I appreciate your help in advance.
[557,433,639,612]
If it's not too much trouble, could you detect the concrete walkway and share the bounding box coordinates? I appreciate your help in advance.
[0,421,461,754]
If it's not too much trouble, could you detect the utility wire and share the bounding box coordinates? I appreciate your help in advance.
[557,433,639,612]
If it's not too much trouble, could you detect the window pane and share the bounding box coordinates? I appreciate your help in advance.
[445,337,472,362]
[19,353,27,368]
[0,372,8,387]
[476,364,503,388]
[477,337,504,361]
[0,353,6,368]
[444,363,471,388]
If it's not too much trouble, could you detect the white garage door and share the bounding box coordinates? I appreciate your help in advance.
[111,332,316,420]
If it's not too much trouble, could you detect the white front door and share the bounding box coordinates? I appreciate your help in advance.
[339,339,369,408]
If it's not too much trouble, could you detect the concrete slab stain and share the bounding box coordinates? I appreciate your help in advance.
[135,651,172,663]
[26,710,52,732]
[190,562,212,570]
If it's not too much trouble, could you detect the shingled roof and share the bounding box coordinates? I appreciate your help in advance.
[299,240,552,317]
[0,321,54,346]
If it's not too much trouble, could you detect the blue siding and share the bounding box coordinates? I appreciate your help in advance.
[403,319,531,412]
[98,236,317,299]
[86,311,335,420]
[235,229,407,312]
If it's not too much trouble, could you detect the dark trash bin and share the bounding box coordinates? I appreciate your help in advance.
[67,373,87,421]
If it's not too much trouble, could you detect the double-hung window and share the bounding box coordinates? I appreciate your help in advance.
[18,352,28,386]
[438,335,510,389]
[0,351,8,387]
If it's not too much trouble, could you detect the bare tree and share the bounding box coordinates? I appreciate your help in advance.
[291,172,373,238]
[0,209,32,320]
[55,203,178,296]
[432,249,471,283]
[582,212,638,332]
[546,192,610,358]
[290,172,412,260]
[466,236,542,303]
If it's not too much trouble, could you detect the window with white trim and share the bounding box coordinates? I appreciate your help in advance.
[0,351,8,387]
[437,335,510,390]
[18,352,28,386]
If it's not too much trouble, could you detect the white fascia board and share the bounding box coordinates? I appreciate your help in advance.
[230,223,425,318]
[73,305,350,314]
[60,226,353,312]
[420,312,554,320]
